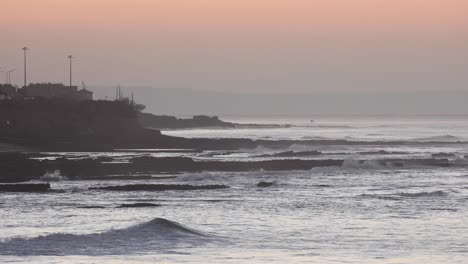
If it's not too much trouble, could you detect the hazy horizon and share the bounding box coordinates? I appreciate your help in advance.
[90,86,468,116]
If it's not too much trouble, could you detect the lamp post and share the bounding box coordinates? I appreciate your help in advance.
[68,55,74,87]
[7,69,16,84]
[22,47,29,87]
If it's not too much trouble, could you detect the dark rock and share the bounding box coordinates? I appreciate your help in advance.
[0,183,50,192]
[258,150,321,158]
[130,156,199,172]
[257,181,274,188]
[359,150,406,155]
[199,159,343,171]
[312,184,332,188]
[78,205,106,209]
[0,153,46,183]
[431,153,456,158]
[139,113,236,129]
[0,99,159,151]
[117,203,161,208]
[90,184,229,191]
[383,158,450,167]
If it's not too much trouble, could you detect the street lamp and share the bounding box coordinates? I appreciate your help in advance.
[22,47,29,87]
[68,55,74,87]
[7,69,16,84]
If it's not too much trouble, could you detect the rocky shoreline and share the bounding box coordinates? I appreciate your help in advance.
[0,153,452,184]
[1,99,467,152]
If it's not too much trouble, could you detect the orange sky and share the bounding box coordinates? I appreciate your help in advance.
[1,0,467,93]
[3,0,468,32]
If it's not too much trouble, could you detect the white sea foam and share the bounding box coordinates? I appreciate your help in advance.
[342,158,392,169]
[39,170,69,182]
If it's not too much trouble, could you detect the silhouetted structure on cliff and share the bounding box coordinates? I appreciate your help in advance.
[21,83,93,101]
[0,84,19,99]
[0,98,162,150]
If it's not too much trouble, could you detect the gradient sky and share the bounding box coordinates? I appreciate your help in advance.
[1,0,467,93]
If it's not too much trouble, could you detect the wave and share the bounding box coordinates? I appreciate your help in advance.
[397,190,448,198]
[342,159,398,169]
[300,136,329,140]
[0,218,208,256]
[451,156,468,166]
[359,194,402,201]
[39,170,69,182]
[308,125,354,129]
[342,158,450,169]
[409,135,465,143]
[360,190,449,200]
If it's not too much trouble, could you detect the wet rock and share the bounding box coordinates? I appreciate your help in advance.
[200,159,343,171]
[130,156,199,172]
[117,203,161,208]
[359,150,406,155]
[0,153,46,183]
[257,181,274,188]
[312,184,332,188]
[90,184,229,191]
[0,183,50,192]
[431,153,456,158]
[258,150,321,158]
[389,158,450,167]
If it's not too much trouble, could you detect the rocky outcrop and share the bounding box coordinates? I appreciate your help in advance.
[117,203,162,208]
[0,99,166,151]
[90,184,229,191]
[139,113,235,129]
[0,183,50,192]
[0,153,46,183]
[258,150,321,158]
[257,181,274,188]
[431,153,456,158]
[0,153,454,183]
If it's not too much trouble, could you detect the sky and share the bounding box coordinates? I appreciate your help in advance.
[1,0,467,94]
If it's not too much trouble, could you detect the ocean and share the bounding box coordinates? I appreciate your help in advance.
[1,116,468,263]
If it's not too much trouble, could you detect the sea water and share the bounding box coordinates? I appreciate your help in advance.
[1,116,468,263]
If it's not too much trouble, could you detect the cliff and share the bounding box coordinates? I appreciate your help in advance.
[0,98,164,150]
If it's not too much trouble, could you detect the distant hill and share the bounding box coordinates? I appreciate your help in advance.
[90,86,468,116]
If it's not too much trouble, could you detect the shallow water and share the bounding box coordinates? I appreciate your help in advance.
[1,116,468,263]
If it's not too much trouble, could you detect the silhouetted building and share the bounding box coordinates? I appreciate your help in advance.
[76,89,93,101]
[21,83,93,101]
[0,84,18,99]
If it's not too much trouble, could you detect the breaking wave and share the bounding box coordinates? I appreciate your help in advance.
[39,170,69,182]
[0,218,208,256]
